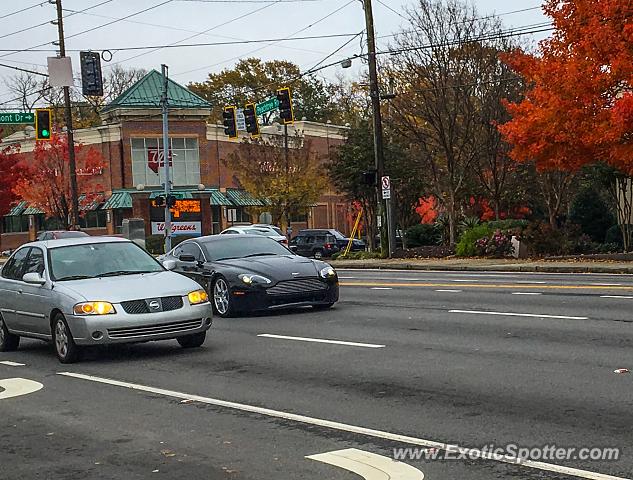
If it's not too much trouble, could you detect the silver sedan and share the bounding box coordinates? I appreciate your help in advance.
[0,237,213,363]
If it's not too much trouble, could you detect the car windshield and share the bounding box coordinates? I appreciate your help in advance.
[49,242,164,281]
[202,236,292,261]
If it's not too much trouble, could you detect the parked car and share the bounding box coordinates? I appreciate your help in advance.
[252,224,285,236]
[290,229,365,259]
[220,225,288,245]
[0,237,213,363]
[161,234,339,317]
[36,230,89,241]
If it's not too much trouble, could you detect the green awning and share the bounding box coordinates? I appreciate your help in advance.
[5,201,27,216]
[226,189,264,207]
[102,192,132,209]
[149,191,193,200]
[23,206,45,215]
[210,190,232,206]
[79,194,105,212]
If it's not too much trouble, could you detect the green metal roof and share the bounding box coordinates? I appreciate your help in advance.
[149,191,194,200]
[6,201,27,216]
[226,189,264,207]
[102,70,211,112]
[210,190,232,206]
[23,205,45,215]
[102,192,132,210]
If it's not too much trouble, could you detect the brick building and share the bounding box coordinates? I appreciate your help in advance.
[0,70,352,251]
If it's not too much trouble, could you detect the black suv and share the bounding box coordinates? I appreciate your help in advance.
[290,229,365,259]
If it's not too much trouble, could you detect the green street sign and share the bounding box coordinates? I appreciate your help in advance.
[0,112,35,125]
[256,97,279,116]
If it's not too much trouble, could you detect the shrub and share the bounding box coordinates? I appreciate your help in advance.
[569,187,615,242]
[474,229,514,257]
[404,224,439,247]
[455,224,494,257]
[459,215,480,232]
[487,219,529,231]
[335,251,386,260]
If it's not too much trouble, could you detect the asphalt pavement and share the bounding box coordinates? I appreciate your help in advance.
[1,269,632,479]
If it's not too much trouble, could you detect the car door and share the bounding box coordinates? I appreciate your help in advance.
[296,235,313,257]
[0,247,30,332]
[176,242,208,285]
[14,247,51,335]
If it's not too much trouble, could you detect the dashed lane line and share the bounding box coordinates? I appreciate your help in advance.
[257,334,386,349]
[57,372,628,480]
[449,309,588,320]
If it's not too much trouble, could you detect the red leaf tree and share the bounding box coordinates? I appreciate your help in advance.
[0,144,26,217]
[499,0,632,231]
[13,134,106,229]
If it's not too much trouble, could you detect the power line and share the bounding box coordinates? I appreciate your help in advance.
[376,0,408,21]
[0,1,47,20]
[174,0,356,77]
[106,0,283,68]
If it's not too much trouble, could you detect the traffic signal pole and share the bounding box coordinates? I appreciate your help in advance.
[54,0,80,230]
[161,64,172,253]
[362,0,392,257]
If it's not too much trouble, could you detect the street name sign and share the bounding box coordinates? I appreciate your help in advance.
[256,97,280,116]
[0,112,35,125]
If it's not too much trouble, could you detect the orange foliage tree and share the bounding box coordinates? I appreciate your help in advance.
[500,0,632,204]
[13,134,106,229]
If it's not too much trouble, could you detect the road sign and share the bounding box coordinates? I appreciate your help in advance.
[256,97,280,116]
[236,108,246,131]
[0,112,35,125]
[381,175,391,199]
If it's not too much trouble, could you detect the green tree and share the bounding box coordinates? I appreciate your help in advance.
[189,58,340,123]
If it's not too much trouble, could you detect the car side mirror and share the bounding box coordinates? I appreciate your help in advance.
[163,260,177,271]
[179,254,196,263]
[23,272,46,285]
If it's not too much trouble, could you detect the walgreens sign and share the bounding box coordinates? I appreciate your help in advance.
[151,221,202,236]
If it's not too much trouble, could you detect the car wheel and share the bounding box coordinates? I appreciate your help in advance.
[313,249,324,260]
[177,331,207,348]
[52,314,81,364]
[0,314,19,352]
[212,276,234,318]
[312,303,335,311]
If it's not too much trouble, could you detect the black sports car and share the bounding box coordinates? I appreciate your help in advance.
[160,235,339,317]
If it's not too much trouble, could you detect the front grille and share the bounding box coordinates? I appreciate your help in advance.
[267,278,327,296]
[120,296,184,314]
[107,319,203,339]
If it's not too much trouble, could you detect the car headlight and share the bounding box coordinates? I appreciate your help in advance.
[188,290,209,305]
[238,274,271,285]
[73,302,116,315]
[319,266,337,279]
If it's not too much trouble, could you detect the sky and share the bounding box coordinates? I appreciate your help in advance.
[0,0,549,108]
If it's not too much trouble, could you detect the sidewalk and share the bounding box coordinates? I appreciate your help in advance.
[330,257,633,274]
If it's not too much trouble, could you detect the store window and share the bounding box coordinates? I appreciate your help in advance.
[79,210,107,229]
[131,137,200,187]
[2,216,29,233]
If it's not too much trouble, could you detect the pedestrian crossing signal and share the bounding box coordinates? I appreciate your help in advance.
[35,109,51,141]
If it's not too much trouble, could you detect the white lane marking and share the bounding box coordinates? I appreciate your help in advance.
[370,287,393,290]
[592,283,623,286]
[0,378,43,399]
[257,334,386,349]
[522,281,548,284]
[600,295,633,299]
[449,310,588,320]
[338,276,357,279]
[0,361,25,367]
[511,292,543,296]
[451,279,479,282]
[307,448,424,480]
[58,372,628,480]
[435,289,462,293]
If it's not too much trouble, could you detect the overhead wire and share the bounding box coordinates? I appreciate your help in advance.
[0,1,48,20]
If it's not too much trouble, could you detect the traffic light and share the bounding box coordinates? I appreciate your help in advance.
[154,196,165,208]
[166,195,177,208]
[243,103,259,137]
[276,87,294,124]
[361,170,377,185]
[80,51,104,97]
[35,108,52,141]
[223,106,238,139]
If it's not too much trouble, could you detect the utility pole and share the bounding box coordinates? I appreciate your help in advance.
[362,0,392,257]
[54,0,79,230]
[161,64,172,253]
[284,123,290,235]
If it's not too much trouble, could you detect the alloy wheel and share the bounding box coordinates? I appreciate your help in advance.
[213,278,230,315]
[0,318,5,344]
[55,320,69,358]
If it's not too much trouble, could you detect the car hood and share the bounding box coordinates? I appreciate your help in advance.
[214,255,320,281]
[54,271,201,303]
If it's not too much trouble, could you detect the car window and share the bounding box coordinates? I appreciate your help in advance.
[171,245,183,258]
[179,242,204,261]
[315,235,327,243]
[201,236,291,261]
[326,234,337,244]
[222,230,238,235]
[244,229,269,236]
[1,247,30,280]
[24,247,45,276]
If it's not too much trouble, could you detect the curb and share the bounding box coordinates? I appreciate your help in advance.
[330,261,633,275]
